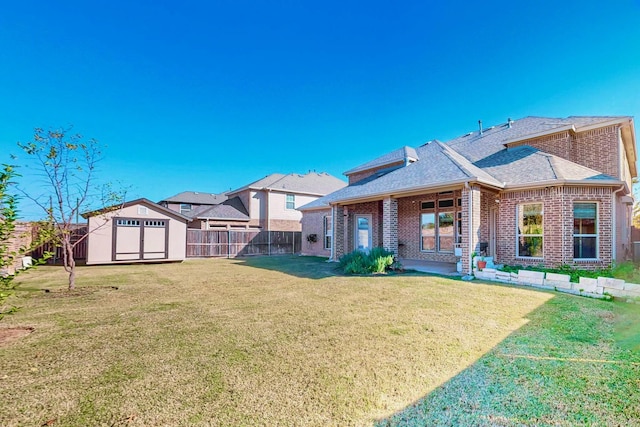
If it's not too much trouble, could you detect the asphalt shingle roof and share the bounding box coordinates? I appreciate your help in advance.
[301,116,629,208]
[191,196,250,221]
[159,191,228,205]
[229,172,346,196]
[343,146,419,175]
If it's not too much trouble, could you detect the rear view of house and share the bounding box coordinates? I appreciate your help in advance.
[301,116,637,273]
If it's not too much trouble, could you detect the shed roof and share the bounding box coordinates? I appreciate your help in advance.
[82,198,191,222]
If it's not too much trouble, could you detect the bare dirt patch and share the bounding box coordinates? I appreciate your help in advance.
[0,327,34,346]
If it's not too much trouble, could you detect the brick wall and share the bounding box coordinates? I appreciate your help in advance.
[341,201,382,254]
[397,191,462,263]
[300,209,331,257]
[497,186,613,269]
[2,222,34,274]
[509,126,621,179]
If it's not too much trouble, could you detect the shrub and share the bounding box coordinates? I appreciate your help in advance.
[339,247,395,275]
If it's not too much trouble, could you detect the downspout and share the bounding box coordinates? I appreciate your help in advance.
[612,184,626,263]
[466,182,473,275]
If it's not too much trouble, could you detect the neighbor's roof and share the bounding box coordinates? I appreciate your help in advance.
[159,191,228,205]
[343,146,419,175]
[300,116,632,208]
[191,196,250,221]
[228,172,346,196]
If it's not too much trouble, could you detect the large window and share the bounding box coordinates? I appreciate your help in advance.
[286,194,295,210]
[517,203,543,257]
[574,202,597,259]
[420,213,436,251]
[323,215,332,250]
[420,193,459,253]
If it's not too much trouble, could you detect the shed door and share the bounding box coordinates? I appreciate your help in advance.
[113,218,169,261]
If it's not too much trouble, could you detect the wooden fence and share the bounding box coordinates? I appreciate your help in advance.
[186,230,302,258]
[31,225,88,263]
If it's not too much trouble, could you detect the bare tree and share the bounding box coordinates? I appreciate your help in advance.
[18,127,124,290]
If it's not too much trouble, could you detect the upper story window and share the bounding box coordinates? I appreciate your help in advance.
[286,194,295,210]
[180,203,192,214]
[517,203,543,258]
[574,202,598,259]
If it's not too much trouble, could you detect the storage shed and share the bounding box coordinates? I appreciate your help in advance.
[83,198,189,265]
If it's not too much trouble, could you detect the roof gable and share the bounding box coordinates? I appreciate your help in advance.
[82,198,191,222]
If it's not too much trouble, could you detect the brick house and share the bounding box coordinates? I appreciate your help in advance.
[299,116,637,273]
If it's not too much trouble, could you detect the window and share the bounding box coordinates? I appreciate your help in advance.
[574,203,597,259]
[438,199,454,208]
[116,219,140,227]
[323,215,332,250]
[517,203,543,257]
[180,204,192,214]
[456,211,463,244]
[420,213,436,251]
[421,201,435,210]
[144,220,166,227]
[286,194,295,210]
[421,196,459,252]
[438,212,455,252]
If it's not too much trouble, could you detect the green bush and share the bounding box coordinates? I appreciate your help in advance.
[339,247,395,275]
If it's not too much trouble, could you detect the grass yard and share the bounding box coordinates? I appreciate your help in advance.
[1,256,639,426]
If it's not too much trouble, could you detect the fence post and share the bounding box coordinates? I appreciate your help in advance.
[227,229,231,259]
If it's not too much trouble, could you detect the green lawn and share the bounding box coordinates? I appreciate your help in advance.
[1,256,638,426]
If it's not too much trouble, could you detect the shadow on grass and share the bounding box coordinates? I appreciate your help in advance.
[374,296,640,426]
[231,255,340,279]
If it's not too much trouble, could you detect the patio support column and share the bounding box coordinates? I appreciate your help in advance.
[333,205,345,261]
[462,184,481,274]
[382,197,398,255]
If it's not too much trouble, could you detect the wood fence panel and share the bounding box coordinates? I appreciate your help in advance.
[186,230,301,258]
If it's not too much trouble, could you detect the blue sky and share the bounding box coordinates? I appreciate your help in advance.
[1,1,640,219]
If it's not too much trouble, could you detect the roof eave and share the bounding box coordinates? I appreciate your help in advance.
[503,179,625,191]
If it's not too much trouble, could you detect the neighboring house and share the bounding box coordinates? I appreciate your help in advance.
[159,191,228,216]
[83,198,189,265]
[300,116,637,272]
[159,190,251,230]
[223,172,346,232]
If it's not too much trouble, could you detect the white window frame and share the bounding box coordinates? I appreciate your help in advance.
[573,202,599,260]
[323,215,332,250]
[420,212,436,252]
[285,194,295,210]
[516,203,544,258]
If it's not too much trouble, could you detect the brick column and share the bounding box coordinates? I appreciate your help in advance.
[382,197,398,255]
[334,205,345,260]
[461,185,481,274]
